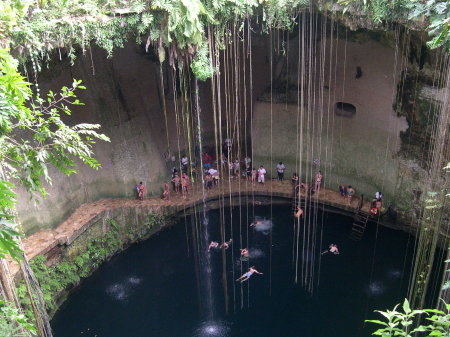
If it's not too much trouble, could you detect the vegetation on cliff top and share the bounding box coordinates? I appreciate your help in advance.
[0,0,448,78]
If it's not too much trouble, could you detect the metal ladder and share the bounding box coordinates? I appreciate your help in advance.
[349,195,370,241]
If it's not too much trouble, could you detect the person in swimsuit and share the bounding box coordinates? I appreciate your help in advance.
[138,182,145,201]
[236,267,263,282]
[347,185,355,205]
[208,241,219,251]
[220,239,233,249]
[251,168,257,183]
[250,220,263,227]
[291,173,299,189]
[294,207,304,218]
[172,173,181,193]
[240,248,249,256]
[322,244,339,255]
[181,173,190,198]
[163,182,170,201]
[315,171,323,194]
[339,184,345,198]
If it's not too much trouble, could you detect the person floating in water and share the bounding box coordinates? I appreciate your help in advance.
[322,244,339,255]
[240,248,249,257]
[220,239,233,249]
[208,241,219,251]
[250,220,263,227]
[236,267,263,282]
[294,207,304,218]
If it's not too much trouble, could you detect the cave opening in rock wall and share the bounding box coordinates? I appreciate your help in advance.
[1,2,449,337]
[335,102,357,117]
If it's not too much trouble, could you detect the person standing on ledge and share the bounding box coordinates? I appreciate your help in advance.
[236,267,263,282]
[347,185,355,205]
[135,183,140,199]
[138,182,145,201]
[375,191,383,200]
[276,161,286,181]
[163,182,170,201]
[181,155,189,173]
[257,165,266,184]
[315,171,323,194]
[203,152,212,169]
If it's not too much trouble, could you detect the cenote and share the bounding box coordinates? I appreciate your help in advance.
[2,2,449,336]
[52,204,421,337]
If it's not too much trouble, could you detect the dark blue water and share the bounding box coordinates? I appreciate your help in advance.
[52,204,416,337]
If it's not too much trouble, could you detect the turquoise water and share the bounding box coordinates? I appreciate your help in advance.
[52,204,419,337]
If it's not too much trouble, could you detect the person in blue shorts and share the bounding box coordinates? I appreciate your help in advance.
[236,266,263,282]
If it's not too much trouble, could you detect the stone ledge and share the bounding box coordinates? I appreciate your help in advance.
[19,179,373,268]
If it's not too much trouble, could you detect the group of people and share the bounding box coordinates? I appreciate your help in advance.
[370,191,384,215]
[169,169,191,199]
[208,239,233,251]
[338,184,356,205]
[208,234,263,283]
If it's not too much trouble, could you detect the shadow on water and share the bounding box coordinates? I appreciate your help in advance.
[51,204,439,337]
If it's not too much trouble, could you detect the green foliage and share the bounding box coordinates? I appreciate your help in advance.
[18,212,166,317]
[152,0,213,50]
[367,298,450,337]
[0,299,36,337]
[337,0,450,51]
[406,0,450,50]
[190,42,215,81]
[0,48,109,263]
[2,0,447,83]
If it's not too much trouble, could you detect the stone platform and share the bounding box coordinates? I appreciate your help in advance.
[21,179,370,264]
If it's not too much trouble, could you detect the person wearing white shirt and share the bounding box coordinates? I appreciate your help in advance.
[257,166,266,184]
[276,162,286,181]
[181,155,189,173]
[208,168,219,185]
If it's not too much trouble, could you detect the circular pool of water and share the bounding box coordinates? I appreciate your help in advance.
[52,204,415,337]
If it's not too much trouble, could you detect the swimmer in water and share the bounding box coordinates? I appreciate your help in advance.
[322,244,339,255]
[236,267,263,282]
[250,220,263,227]
[240,248,249,257]
[294,207,304,218]
[220,239,233,249]
[208,241,219,251]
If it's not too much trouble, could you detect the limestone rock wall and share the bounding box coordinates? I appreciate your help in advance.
[17,43,216,234]
[251,33,428,216]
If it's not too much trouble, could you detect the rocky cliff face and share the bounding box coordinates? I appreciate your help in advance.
[17,19,446,234]
[17,43,216,234]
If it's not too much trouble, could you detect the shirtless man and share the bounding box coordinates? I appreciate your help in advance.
[172,174,181,193]
[240,248,249,257]
[208,241,219,251]
[250,220,263,227]
[294,207,304,218]
[220,239,233,249]
[181,173,190,198]
[163,183,170,201]
[236,267,263,282]
[322,244,339,255]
